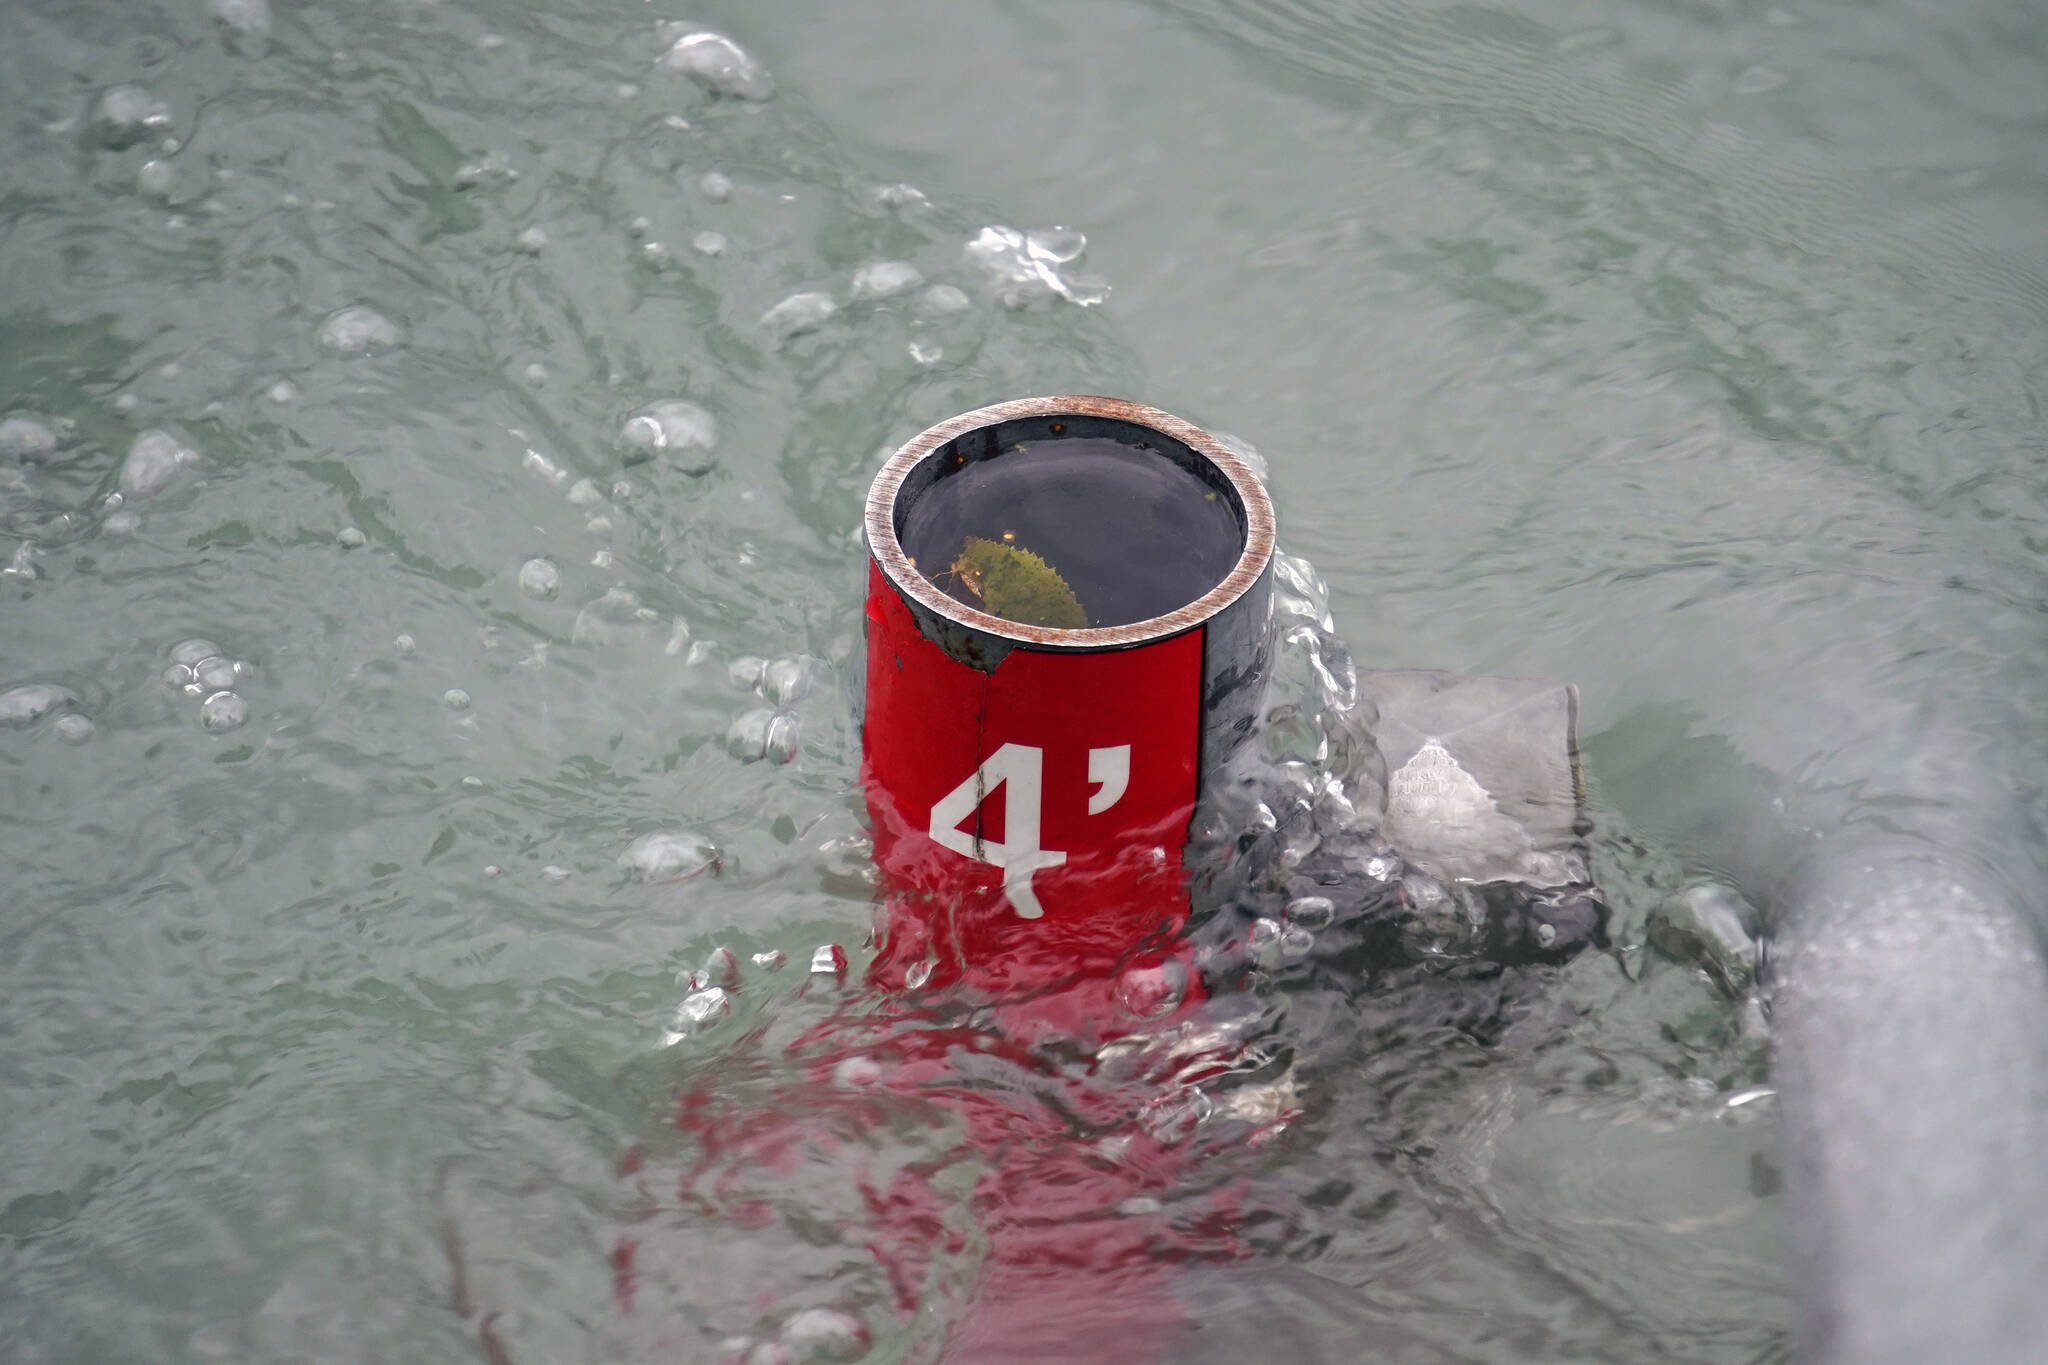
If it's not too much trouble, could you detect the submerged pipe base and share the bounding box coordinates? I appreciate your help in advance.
[1772,837,2048,1365]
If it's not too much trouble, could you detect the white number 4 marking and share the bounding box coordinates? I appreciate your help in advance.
[928,742,1132,918]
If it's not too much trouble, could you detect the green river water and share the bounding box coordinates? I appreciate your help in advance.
[4,0,2044,1361]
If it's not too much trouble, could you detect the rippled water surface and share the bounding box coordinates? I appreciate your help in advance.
[6,0,2044,1361]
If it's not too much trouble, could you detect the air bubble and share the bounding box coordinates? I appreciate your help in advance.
[701,946,741,988]
[192,656,240,691]
[319,306,402,354]
[833,1055,883,1088]
[621,830,720,883]
[1139,1087,1213,1144]
[136,159,177,200]
[211,0,271,37]
[1284,895,1336,931]
[698,171,733,202]
[1026,226,1086,264]
[1279,925,1315,959]
[393,634,416,656]
[542,865,571,884]
[266,379,299,405]
[1247,916,1283,967]
[517,557,560,599]
[0,417,59,463]
[726,707,798,764]
[850,261,923,300]
[1114,958,1189,1019]
[760,655,813,706]
[522,448,568,487]
[0,683,78,729]
[760,292,837,343]
[965,225,1107,307]
[779,1307,869,1359]
[751,949,786,970]
[453,152,517,189]
[200,690,248,733]
[691,231,728,256]
[53,713,95,744]
[92,86,173,148]
[442,688,471,711]
[514,226,548,253]
[618,399,717,471]
[572,586,663,647]
[728,655,766,690]
[119,430,197,498]
[336,527,366,548]
[809,944,847,976]
[872,183,928,210]
[657,30,775,101]
[673,987,731,1031]
[917,284,972,316]
[904,960,934,989]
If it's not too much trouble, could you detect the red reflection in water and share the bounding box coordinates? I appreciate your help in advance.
[620,987,1277,1364]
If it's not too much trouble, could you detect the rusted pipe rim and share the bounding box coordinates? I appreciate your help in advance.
[866,395,1276,650]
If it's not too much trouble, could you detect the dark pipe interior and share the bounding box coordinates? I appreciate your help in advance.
[894,415,1246,629]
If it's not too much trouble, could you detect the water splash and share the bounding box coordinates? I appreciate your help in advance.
[965,226,1111,307]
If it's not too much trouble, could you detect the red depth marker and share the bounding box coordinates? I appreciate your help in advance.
[610,400,1275,1364]
[863,562,1205,1026]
